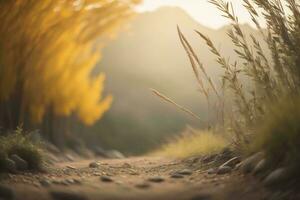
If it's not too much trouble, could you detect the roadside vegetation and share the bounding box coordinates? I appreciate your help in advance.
[154,0,300,174]
[253,97,300,175]
[153,128,227,158]
[0,127,43,172]
[0,0,139,149]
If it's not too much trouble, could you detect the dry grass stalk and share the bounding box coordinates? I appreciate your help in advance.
[150,88,203,122]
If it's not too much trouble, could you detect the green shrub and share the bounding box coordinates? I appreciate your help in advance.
[0,127,43,172]
[253,97,300,170]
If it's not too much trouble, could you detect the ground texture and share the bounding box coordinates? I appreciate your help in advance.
[0,157,270,200]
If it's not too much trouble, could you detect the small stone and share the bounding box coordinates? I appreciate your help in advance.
[263,168,289,186]
[40,179,51,187]
[32,182,40,188]
[89,162,100,168]
[170,173,184,179]
[5,158,17,173]
[60,180,70,186]
[177,169,193,176]
[66,165,76,170]
[0,185,15,200]
[253,159,267,175]
[122,163,131,168]
[10,154,28,171]
[100,176,113,182]
[93,172,102,176]
[207,168,217,175]
[73,179,82,185]
[220,157,241,168]
[240,152,264,174]
[148,176,165,183]
[135,182,151,189]
[217,166,232,175]
[66,179,75,184]
[50,190,88,200]
[129,170,139,175]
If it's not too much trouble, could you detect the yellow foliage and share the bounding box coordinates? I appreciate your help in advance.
[0,0,140,125]
[152,129,228,158]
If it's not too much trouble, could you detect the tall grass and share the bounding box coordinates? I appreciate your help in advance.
[154,0,300,153]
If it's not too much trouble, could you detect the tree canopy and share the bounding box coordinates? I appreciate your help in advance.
[0,0,140,128]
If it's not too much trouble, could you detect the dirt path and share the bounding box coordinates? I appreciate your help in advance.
[1,157,269,200]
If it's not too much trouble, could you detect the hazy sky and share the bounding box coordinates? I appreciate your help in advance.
[137,0,262,29]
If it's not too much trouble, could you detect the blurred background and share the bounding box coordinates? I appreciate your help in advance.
[0,0,263,155]
[76,1,263,155]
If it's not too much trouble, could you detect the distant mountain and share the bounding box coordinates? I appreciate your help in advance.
[83,6,263,154]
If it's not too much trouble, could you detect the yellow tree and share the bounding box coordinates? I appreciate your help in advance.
[0,0,140,131]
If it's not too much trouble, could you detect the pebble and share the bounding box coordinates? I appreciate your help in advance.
[52,180,61,185]
[50,190,88,200]
[60,180,70,186]
[40,179,51,187]
[170,173,184,179]
[240,152,264,174]
[100,176,113,182]
[10,154,28,171]
[129,171,139,175]
[177,169,193,176]
[89,162,100,168]
[253,159,267,175]
[122,163,131,168]
[148,176,165,183]
[263,168,289,186]
[66,165,76,170]
[217,166,232,175]
[207,168,217,175]
[0,185,15,200]
[66,179,75,184]
[73,179,82,185]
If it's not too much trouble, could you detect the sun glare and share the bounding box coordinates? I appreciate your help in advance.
[137,0,265,29]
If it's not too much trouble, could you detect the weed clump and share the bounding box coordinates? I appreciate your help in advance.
[0,127,43,172]
[254,97,300,171]
[153,128,228,158]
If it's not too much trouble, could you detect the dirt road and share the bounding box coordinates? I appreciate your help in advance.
[1,157,269,200]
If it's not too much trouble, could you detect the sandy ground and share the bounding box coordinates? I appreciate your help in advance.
[0,157,270,200]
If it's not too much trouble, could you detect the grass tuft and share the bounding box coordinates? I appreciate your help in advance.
[152,128,228,158]
[0,127,43,172]
[253,97,300,172]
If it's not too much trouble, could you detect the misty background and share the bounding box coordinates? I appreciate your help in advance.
[69,6,262,155]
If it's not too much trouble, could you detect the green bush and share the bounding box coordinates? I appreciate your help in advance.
[254,97,300,170]
[0,127,43,172]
